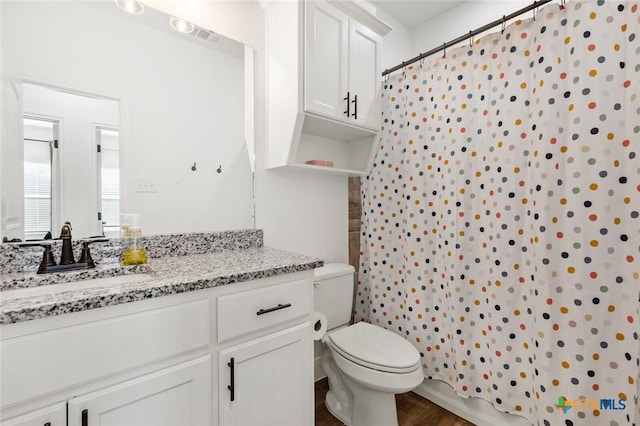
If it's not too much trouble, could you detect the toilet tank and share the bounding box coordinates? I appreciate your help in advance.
[313,263,355,330]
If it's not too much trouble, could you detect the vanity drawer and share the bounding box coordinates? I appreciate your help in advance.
[217,278,312,342]
[1,299,210,408]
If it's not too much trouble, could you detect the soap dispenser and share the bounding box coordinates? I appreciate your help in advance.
[121,214,147,265]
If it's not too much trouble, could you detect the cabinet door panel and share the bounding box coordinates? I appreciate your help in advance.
[219,323,313,426]
[304,1,348,118]
[348,20,381,129]
[1,403,66,426]
[67,356,210,426]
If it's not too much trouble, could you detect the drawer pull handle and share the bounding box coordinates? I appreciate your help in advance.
[82,409,88,426]
[227,357,235,402]
[352,94,358,120]
[256,303,292,316]
[343,91,351,117]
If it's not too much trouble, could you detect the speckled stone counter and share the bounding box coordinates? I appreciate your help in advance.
[0,247,323,324]
[0,230,323,324]
[0,229,264,274]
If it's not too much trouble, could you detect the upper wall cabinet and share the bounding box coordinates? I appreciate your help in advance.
[305,2,380,129]
[266,0,391,176]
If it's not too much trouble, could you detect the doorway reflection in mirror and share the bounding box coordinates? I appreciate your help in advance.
[23,83,119,240]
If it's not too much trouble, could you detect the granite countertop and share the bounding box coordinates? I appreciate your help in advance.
[0,247,323,325]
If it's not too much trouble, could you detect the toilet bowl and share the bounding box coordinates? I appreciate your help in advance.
[314,264,424,426]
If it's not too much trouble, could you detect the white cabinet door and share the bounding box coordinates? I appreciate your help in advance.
[218,323,313,426]
[304,1,349,119]
[67,357,210,426]
[305,1,381,130]
[1,403,66,426]
[348,19,381,129]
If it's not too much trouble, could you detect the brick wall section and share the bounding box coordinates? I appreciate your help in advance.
[348,177,361,273]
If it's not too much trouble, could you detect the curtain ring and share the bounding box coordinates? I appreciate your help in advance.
[501,15,507,34]
[559,0,565,10]
[442,43,446,59]
[469,31,474,48]
[402,65,407,77]
[419,57,425,69]
[533,1,538,21]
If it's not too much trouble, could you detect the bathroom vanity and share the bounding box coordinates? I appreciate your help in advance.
[0,230,322,426]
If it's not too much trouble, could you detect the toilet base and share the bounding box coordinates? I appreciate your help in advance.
[321,348,403,426]
[322,347,353,424]
[346,374,400,426]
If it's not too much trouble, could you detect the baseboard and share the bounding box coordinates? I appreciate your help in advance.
[413,379,530,426]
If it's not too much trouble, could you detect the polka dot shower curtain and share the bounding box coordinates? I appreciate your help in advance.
[357,1,639,425]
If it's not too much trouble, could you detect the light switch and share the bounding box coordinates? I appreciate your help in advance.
[134,178,158,193]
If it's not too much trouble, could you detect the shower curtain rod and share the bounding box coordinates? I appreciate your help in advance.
[382,0,555,76]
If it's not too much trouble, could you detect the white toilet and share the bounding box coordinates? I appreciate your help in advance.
[314,263,424,426]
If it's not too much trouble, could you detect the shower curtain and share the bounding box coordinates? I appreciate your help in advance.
[357,1,639,425]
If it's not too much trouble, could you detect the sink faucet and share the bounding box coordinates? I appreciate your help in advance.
[59,221,75,265]
[19,222,108,274]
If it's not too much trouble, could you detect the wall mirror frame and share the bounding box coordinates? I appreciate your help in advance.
[1,0,256,242]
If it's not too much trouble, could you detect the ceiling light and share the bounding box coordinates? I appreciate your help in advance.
[170,16,195,34]
[115,0,144,15]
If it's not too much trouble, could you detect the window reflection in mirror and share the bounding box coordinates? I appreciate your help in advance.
[23,117,57,240]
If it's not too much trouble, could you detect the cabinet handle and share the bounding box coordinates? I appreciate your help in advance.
[343,91,350,118]
[256,303,292,316]
[82,409,88,426]
[227,357,235,402]
[352,94,358,120]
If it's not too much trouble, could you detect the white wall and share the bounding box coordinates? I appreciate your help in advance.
[1,1,252,240]
[145,0,349,262]
[376,9,412,73]
[411,1,530,57]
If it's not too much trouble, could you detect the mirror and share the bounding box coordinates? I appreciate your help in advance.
[1,0,255,241]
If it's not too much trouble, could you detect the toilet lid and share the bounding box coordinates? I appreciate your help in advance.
[327,322,420,373]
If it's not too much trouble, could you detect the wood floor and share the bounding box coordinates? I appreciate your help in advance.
[315,378,476,426]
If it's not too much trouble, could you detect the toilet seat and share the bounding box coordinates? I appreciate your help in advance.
[327,322,421,374]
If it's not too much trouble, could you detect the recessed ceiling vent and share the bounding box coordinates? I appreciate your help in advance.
[193,26,219,44]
